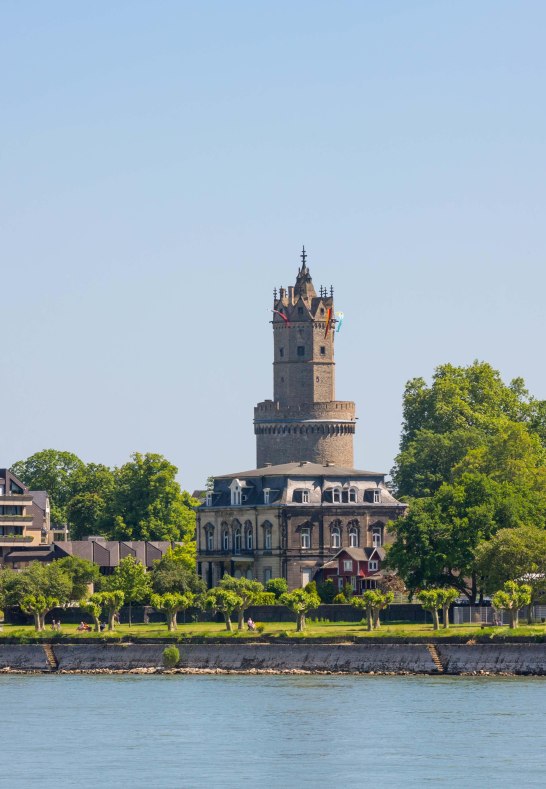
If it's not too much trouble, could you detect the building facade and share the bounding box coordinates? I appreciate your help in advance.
[0,469,50,563]
[197,252,407,589]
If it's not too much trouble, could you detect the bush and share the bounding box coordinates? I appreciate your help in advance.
[265,578,288,599]
[255,592,277,606]
[317,579,336,604]
[333,593,347,604]
[255,622,265,634]
[162,646,180,668]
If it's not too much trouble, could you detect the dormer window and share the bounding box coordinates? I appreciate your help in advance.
[332,488,342,504]
[205,492,213,507]
[373,489,381,504]
[293,489,310,504]
[263,488,270,505]
[348,488,357,503]
[230,479,243,506]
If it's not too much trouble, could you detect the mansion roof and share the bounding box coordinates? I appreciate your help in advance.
[215,462,386,479]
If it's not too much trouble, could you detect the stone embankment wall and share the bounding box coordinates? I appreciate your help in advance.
[2,643,546,674]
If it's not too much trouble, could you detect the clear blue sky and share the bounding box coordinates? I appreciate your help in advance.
[2,1,545,492]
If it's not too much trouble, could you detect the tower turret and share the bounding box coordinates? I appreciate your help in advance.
[254,248,356,467]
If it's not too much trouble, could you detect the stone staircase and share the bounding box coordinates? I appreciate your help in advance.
[42,644,59,671]
[427,644,444,673]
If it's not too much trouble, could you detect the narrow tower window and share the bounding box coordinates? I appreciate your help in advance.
[297,346,305,356]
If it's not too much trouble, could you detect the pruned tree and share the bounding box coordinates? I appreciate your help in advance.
[206,588,242,632]
[150,592,194,631]
[219,575,264,630]
[492,581,532,629]
[106,555,151,626]
[417,589,443,630]
[20,594,59,632]
[352,590,393,631]
[82,597,102,632]
[436,588,459,629]
[93,590,125,631]
[279,587,320,632]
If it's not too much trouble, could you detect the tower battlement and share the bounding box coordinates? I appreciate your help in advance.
[254,249,356,467]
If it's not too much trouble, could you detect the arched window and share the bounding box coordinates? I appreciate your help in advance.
[372,525,383,548]
[222,529,229,551]
[332,487,342,504]
[349,526,358,547]
[301,527,311,549]
[245,521,253,551]
[348,487,357,503]
[264,524,272,551]
[205,524,214,551]
[331,525,340,549]
[234,528,241,554]
[246,569,253,580]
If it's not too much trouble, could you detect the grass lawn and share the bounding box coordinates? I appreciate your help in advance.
[2,620,546,641]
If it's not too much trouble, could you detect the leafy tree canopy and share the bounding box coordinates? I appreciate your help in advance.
[11,449,84,524]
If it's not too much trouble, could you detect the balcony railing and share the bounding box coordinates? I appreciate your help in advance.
[0,535,34,544]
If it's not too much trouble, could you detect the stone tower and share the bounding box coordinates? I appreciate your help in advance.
[254,249,356,467]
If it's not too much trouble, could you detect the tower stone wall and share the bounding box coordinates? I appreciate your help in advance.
[254,252,356,467]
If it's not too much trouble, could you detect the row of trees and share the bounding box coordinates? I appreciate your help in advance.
[0,547,205,631]
[11,449,198,543]
[387,362,546,603]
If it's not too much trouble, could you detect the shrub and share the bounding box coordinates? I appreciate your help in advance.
[265,578,288,599]
[162,646,180,668]
[255,592,277,606]
[333,593,347,604]
[317,579,336,604]
[255,622,265,634]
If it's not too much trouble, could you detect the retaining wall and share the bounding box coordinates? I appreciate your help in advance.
[2,643,546,674]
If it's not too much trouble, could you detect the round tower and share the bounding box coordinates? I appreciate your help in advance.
[254,249,356,467]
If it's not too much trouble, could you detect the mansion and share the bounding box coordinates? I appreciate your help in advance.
[196,252,406,589]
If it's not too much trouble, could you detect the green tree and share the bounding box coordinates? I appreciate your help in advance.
[54,556,99,601]
[219,575,264,630]
[417,589,443,630]
[107,555,151,626]
[93,590,124,630]
[436,588,458,629]
[352,590,394,631]
[492,581,532,629]
[265,577,288,599]
[82,597,102,632]
[152,547,205,596]
[317,579,337,604]
[279,587,321,632]
[150,592,194,631]
[66,493,108,539]
[206,588,242,632]
[15,562,73,607]
[11,449,85,524]
[111,452,198,542]
[20,594,59,632]
[476,525,546,606]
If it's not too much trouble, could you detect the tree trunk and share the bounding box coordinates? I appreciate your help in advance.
[432,609,440,630]
[297,613,305,632]
[40,612,47,631]
[509,609,516,629]
[224,613,232,631]
[172,611,178,631]
[93,615,100,633]
[238,607,244,631]
[470,573,478,605]
[128,601,132,627]
[373,608,381,629]
[168,612,175,632]
[513,609,519,629]
[366,607,373,631]
[108,610,115,631]
[442,604,450,629]
[33,612,41,632]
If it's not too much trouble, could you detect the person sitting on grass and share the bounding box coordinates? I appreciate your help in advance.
[77,621,90,632]
[247,617,256,631]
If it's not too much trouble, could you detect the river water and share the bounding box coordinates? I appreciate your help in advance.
[3,673,546,788]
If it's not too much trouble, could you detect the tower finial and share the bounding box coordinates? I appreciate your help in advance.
[300,245,307,266]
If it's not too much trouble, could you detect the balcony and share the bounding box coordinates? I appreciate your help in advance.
[0,516,33,524]
[0,495,33,506]
[0,535,34,544]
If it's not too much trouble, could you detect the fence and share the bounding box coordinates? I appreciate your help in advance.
[452,605,546,626]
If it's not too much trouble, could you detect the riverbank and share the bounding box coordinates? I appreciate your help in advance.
[3,641,546,675]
